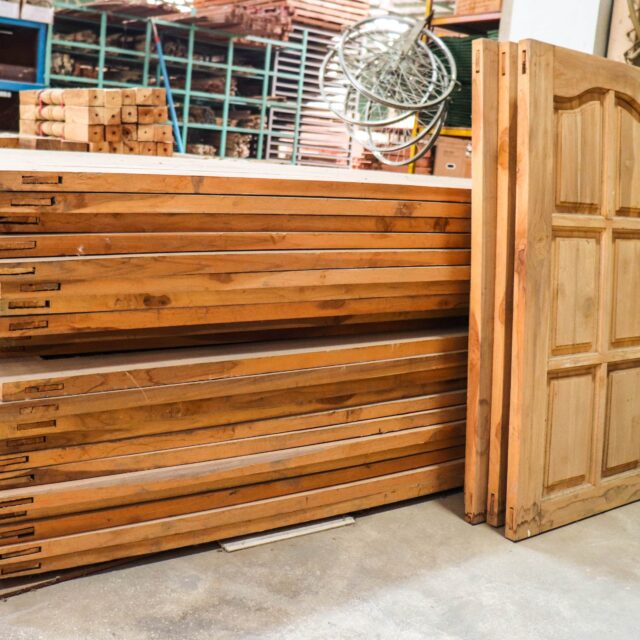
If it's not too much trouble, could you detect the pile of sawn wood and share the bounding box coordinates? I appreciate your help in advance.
[0,153,470,577]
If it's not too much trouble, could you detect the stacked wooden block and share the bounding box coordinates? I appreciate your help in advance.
[0,153,470,577]
[19,88,173,156]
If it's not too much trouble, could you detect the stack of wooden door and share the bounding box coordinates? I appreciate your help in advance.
[0,152,471,576]
[465,39,640,540]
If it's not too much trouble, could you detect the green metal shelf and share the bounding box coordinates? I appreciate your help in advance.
[47,1,310,161]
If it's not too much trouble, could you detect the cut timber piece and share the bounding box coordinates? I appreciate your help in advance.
[121,106,137,124]
[0,232,470,259]
[105,126,122,143]
[139,142,156,156]
[0,461,464,577]
[121,89,136,105]
[0,153,471,202]
[153,125,173,143]
[506,41,640,540]
[102,90,123,109]
[136,125,154,142]
[57,90,105,107]
[464,38,498,525]
[121,125,137,141]
[63,124,104,144]
[0,375,467,455]
[137,107,169,124]
[0,330,468,400]
[122,141,140,154]
[135,87,166,106]
[156,142,173,156]
[0,451,460,542]
[64,107,121,126]
[486,41,518,528]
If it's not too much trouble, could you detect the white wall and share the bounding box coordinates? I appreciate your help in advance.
[500,0,614,55]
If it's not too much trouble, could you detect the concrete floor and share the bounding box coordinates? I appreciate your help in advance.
[1,491,639,640]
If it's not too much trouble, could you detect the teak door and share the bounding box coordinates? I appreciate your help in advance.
[507,41,640,540]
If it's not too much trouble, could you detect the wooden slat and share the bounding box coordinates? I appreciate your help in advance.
[0,461,464,577]
[486,42,518,528]
[464,39,499,525]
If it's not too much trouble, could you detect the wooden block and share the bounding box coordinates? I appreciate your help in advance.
[108,141,124,154]
[18,89,39,105]
[64,106,121,126]
[137,124,154,141]
[19,120,38,136]
[121,89,136,105]
[37,89,65,105]
[122,140,140,154]
[39,121,66,138]
[135,87,166,106]
[121,106,138,123]
[156,141,173,156]
[60,89,104,107]
[89,141,110,153]
[153,124,173,143]
[122,124,137,141]
[19,104,65,121]
[64,123,104,143]
[105,125,122,142]
[138,106,169,124]
[103,89,123,108]
[139,141,156,155]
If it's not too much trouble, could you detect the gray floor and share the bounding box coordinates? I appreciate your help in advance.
[1,491,639,640]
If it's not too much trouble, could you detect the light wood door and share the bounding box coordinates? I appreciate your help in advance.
[506,40,640,540]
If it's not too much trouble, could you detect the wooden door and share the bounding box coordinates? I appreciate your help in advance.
[507,40,640,540]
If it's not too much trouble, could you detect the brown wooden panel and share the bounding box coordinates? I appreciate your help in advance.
[465,38,498,525]
[486,41,518,527]
[506,41,640,540]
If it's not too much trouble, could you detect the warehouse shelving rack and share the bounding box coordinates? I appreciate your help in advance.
[45,1,309,160]
[0,15,48,92]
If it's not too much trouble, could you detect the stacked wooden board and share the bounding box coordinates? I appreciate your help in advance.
[19,89,173,156]
[184,1,370,36]
[0,151,471,576]
[465,39,640,540]
[0,154,470,357]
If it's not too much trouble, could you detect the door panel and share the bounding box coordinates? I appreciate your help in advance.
[506,41,640,540]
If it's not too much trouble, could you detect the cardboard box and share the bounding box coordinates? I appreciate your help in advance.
[20,0,54,23]
[455,0,502,15]
[433,136,472,178]
[0,1,20,19]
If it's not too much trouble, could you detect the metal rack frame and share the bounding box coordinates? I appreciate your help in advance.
[45,1,310,160]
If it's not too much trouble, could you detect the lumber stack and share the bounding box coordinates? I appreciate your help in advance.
[0,153,470,357]
[182,1,370,37]
[19,89,173,157]
[465,40,640,541]
[0,151,470,576]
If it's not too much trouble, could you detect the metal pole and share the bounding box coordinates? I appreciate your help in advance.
[151,20,185,154]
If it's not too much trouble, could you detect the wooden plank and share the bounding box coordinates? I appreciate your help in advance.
[0,232,471,258]
[0,331,467,401]
[0,449,463,543]
[0,413,465,496]
[0,461,464,577]
[0,352,467,425]
[464,38,499,525]
[0,154,471,202]
[0,389,466,471]
[0,295,470,339]
[0,374,467,454]
[506,41,640,540]
[486,41,519,528]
